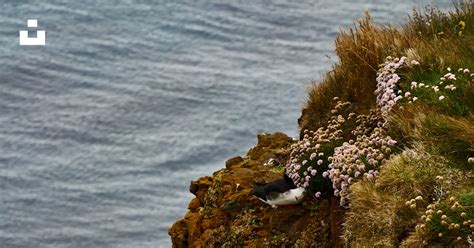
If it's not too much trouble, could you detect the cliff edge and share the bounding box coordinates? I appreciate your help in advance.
[170,3,474,247]
[169,132,344,247]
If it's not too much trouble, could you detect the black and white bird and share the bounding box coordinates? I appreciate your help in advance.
[250,173,305,208]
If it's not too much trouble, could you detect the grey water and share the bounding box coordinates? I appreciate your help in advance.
[0,1,452,247]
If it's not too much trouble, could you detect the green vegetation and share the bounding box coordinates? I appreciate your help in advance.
[295,2,474,247]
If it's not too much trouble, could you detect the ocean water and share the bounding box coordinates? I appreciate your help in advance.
[0,1,452,247]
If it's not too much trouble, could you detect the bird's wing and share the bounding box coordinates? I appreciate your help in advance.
[264,179,292,194]
[266,191,281,201]
[250,186,267,201]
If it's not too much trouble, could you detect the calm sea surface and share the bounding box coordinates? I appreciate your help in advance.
[0,1,451,247]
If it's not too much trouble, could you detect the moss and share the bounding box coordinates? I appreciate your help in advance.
[246,208,262,226]
[270,164,285,173]
[294,220,331,248]
[203,176,222,209]
[303,200,320,212]
[270,233,291,246]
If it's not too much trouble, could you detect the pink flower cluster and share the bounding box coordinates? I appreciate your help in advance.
[284,55,473,207]
[285,100,350,189]
[374,56,408,117]
[443,72,457,81]
[325,112,396,205]
[286,95,397,206]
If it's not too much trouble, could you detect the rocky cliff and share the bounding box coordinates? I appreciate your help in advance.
[168,133,344,247]
[169,3,474,247]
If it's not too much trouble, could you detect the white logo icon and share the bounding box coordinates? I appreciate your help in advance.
[19,19,46,46]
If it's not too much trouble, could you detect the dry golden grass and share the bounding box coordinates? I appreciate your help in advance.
[299,15,407,131]
[342,181,407,247]
[375,146,447,199]
[299,1,474,133]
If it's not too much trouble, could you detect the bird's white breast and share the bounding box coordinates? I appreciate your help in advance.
[267,187,305,207]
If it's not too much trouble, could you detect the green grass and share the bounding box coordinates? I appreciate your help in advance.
[270,164,285,173]
[398,67,474,116]
[422,114,474,170]
[459,190,474,220]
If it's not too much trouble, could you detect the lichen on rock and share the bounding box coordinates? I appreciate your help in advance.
[168,132,344,247]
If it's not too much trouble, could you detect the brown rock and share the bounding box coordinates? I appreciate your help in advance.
[247,132,294,163]
[188,198,201,212]
[169,132,344,247]
[201,209,226,230]
[221,199,240,212]
[184,212,202,241]
[225,156,244,169]
[189,176,213,201]
[191,240,203,248]
[168,219,188,248]
[262,206,306,232]
[189,180,199,195]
